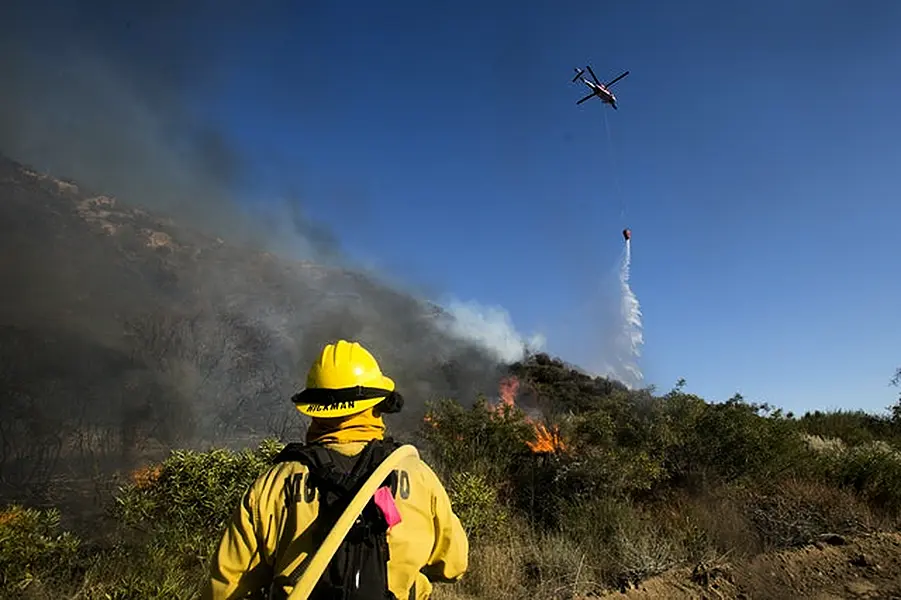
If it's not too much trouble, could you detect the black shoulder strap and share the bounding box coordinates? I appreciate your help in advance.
[273,438,402,498]
[272,442,309,464]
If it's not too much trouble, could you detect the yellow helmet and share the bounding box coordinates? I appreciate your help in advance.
[292,340,403,419]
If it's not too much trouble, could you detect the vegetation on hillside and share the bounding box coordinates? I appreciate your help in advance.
[2,354,900,600]
[0,155,506,508]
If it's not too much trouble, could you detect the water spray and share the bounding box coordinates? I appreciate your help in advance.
[617,237,644,388]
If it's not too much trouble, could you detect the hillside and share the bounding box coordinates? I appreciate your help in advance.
[0,154,508,507]
[2,380,901,598]
[3,153,901,599]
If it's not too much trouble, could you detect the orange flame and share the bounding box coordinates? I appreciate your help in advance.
[130,464,162,490]
[499,376,519,408]
[496,376,566,454]
[421,375,566,454]
[527,422,565,454]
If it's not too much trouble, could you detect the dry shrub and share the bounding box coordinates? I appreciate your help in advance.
[431,520,602,600]
[440,477,889,600]
[459,538,526,598]
[560,497,682,592]
[653,479,878,560]
[742,478,875,550]
[655,487,760,559]
[431,584,479,600]
[521,533,599,599]
[605,517,681,591]
[431,526,528,600]
[802,433,847,454]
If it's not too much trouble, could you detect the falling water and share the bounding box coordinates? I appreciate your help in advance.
[617,239,644,387]
[594,109,642,388]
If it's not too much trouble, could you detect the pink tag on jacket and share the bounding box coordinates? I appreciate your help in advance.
[373,486,402,529]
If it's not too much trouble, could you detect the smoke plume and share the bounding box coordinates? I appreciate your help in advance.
[0,0,541,513]
[437,299,546,364]
[0,2,267,247]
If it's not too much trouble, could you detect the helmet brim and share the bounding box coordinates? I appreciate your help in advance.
[293,376,395,419]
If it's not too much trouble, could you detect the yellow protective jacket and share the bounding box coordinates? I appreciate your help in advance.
[202,441,469,600]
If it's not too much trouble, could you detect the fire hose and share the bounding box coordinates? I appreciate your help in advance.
[286,443,420,600]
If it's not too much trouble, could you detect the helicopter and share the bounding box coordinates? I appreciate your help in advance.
[572,65,630,110]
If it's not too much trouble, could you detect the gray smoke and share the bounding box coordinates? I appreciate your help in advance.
[0,0,535,512]
[1,1,265,245]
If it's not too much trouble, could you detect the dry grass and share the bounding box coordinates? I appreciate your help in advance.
[801,433,845,453]
[743,478,879,550]
[432,529,599,600]
[431,477,887,600]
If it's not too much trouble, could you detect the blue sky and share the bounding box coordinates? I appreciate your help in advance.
[10,1,901,415]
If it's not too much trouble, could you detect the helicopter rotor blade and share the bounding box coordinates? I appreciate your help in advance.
[586,65,602,86]
[605,71,630,87]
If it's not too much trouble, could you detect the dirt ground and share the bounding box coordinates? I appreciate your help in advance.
[595,531,901,600]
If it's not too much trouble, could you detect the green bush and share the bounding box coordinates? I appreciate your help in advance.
[419,396,535,481]
[797,409,898,447]
[661,395,812,486]
[508,445,666,530]
[0,505,80,596]
[507,352,631,415]
[102,436,286,594]
[114,438,284,538]
[6,356,901,600]
[816,441,901,515]
[446,471,510,540]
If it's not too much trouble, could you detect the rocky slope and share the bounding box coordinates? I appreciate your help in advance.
[0,153,506,501]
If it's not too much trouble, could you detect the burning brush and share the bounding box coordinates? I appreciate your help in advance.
[494,376,566,454]
[527,422,565,454]
[421,376,566,454]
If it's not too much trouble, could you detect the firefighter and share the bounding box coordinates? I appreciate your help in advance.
[202,340,469,600]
